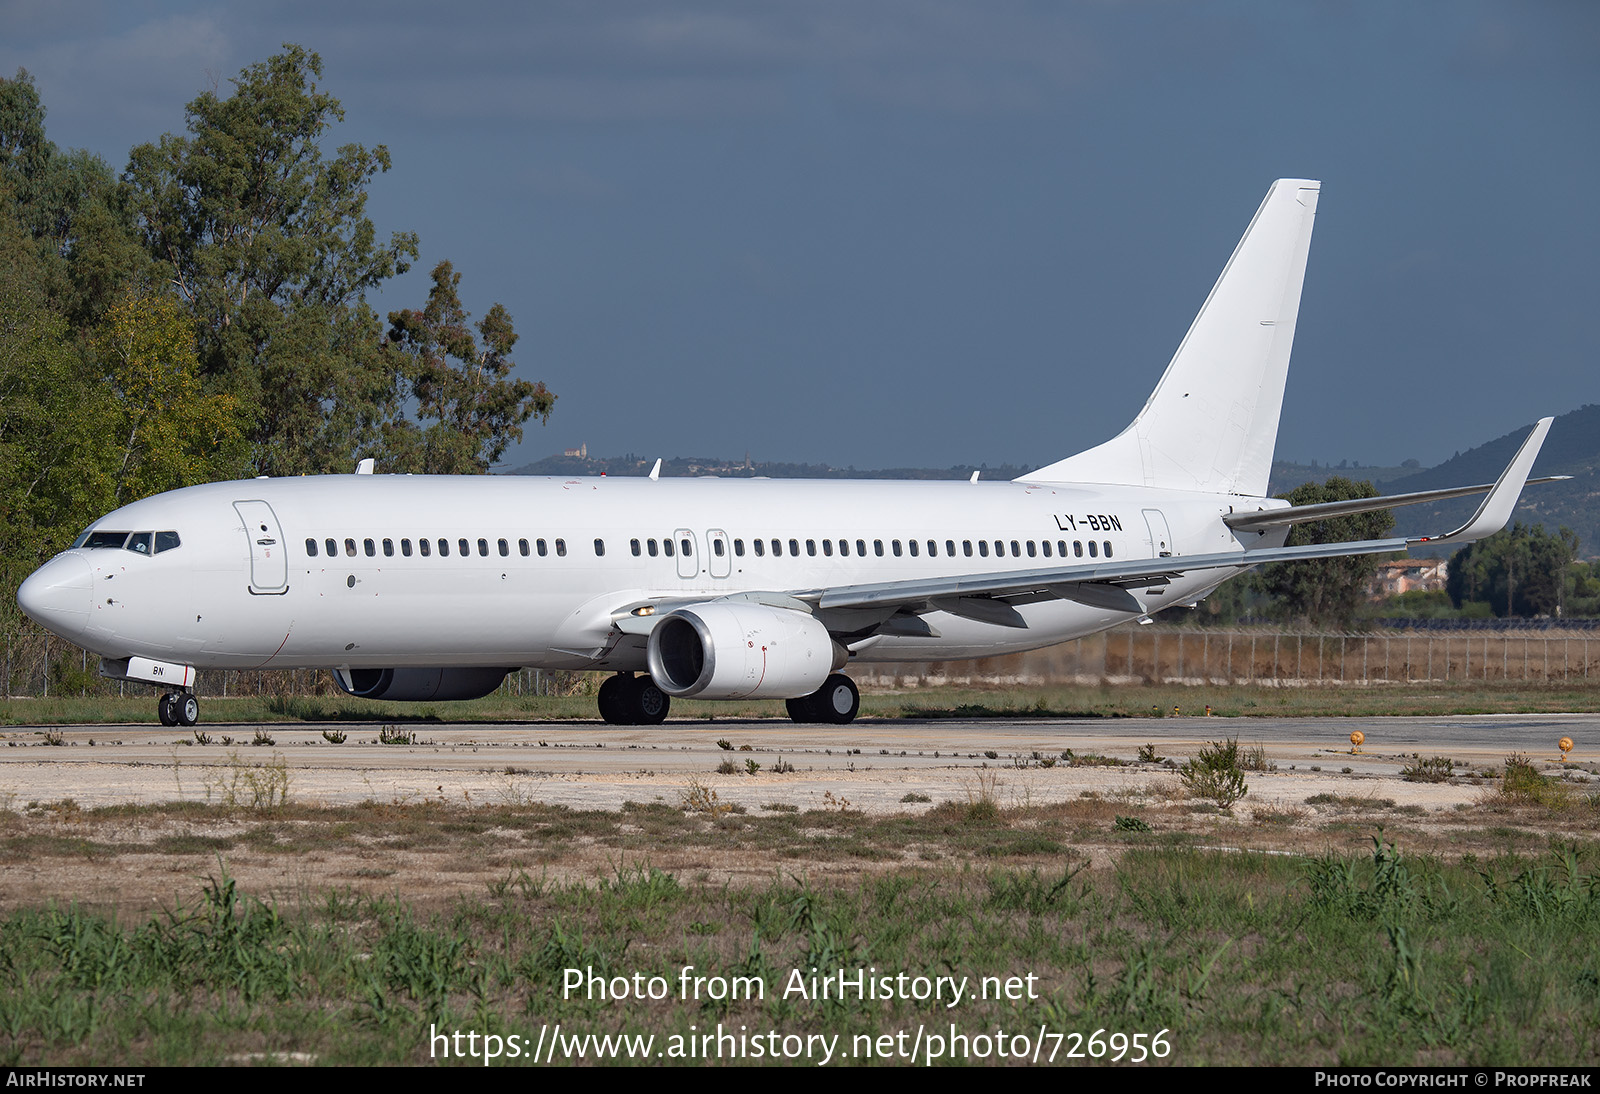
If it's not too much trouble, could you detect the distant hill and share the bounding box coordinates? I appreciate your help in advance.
[1271,405,1600,559]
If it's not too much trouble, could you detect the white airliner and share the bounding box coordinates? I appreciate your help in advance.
[17,180,1555,728]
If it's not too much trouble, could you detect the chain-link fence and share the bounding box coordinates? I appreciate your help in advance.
[7,620,1600,700]
[851,624,1600,690]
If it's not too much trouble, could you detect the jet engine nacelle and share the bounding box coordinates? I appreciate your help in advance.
[334,667,513,702]
[646,601,840,699]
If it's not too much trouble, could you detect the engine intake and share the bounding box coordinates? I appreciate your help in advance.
[646,601,840,699]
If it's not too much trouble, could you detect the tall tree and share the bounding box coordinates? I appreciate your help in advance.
[1446,523,1576,618]
[125,45,418,476]
[381,261,555,474]
[0,70,145,326]
[89,291,248,504]
[1256,476,1395,625]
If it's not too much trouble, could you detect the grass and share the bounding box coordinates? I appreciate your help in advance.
[1,826,1597,1065]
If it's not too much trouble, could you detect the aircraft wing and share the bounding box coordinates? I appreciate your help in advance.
[613,415,1551,634]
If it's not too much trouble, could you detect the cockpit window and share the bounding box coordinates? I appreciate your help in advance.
[126,532,153,555]
[84,531,130,549]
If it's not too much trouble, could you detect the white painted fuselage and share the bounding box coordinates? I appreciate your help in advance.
[32,474,1275,673]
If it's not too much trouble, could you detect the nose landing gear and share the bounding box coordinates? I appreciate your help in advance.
[157,691,200,727]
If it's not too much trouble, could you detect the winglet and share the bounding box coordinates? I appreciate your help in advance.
[1410,417,1553,548]
[649,458,662,482]
[355,457,375,475]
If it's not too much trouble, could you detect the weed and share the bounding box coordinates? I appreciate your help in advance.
[378,725,415,746]
[1114,814,1152,832]
[900,792,932,804]
[1239,743,1275,772]
[321,728,347,744]
[1402,754,1455,783]
[1137,742,1165,764]
[1180,737,1248,807]
[716,759,740,775]
[680,778,731,816]
[821,791,854,813]
[716,739,733,751]
[761,802,799,813]
[41,729,64,746]
[741,758,761,775]
[191,730,212,746]
[984,750,999,760]
[251,728,275,747]
[769,756,795,774]
[962,772,1002,822]
[1498,752,1569,808]
[201,752,290,809]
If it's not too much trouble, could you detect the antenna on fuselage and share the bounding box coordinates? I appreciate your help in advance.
[355,458,375,475]
[649,459,662,481]
[970,471,980,483]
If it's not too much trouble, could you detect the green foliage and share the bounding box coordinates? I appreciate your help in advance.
[124,46,418,477]
[1447,523,1580,618]
[1256,476,1395,625]
[1179,737,1248,807]
[381,261,555,474]
[1400,755,1455,783]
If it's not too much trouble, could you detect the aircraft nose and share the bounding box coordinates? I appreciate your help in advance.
[17,554,93,640]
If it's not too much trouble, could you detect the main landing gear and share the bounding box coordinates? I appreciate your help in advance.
[786,674,860,725]
[597,672,671,725]
[157,690,199,727]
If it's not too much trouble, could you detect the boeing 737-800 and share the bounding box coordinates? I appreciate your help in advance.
[16,180,1555,727]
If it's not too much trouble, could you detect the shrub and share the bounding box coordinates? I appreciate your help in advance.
[1180,737,1248,807]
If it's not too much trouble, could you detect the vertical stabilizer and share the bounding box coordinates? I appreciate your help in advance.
[1018,179,1320,495]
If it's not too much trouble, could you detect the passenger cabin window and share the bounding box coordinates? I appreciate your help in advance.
[963,540,973,557]
[631,539,642,557]
[555,539,567,557]
[420,538,432,557]
[1041,541,1051,558]
[892,540,902,557]
[946,540,956,557]
[806,539,816,557]
[979,541,989,557]
[478,538,489,557]
[927,540,938,557]
[1011,540,1021,557]
[537,539,547,557]
[838,539,848,557]
[325,538,337,556]
[821,540,831,557]
[306,538,318,557]
[519,539,530,557]
[680,538,692,556]
[1073,541,1083,557]
[439,538,450,557]
[663,539,674,557]
[908,540,919,557]
[771,539,782,557]
[594,538,605,556]
[856,539,866,556]
[364,538,376,557]
[1104,541,1113,558]
[874,539,884,557]
[1026,541,1036,557]
[458,538,470,556]
[733,539,744,556]
[754,539,765,557]
[345,538,357,557]
[401,539,413,557]
[714,539,726,557]
[788,539,799,556]
[383,538,394,557]
[498,538,509,557]
[647,538,659,557]
[1088,541,1098,557]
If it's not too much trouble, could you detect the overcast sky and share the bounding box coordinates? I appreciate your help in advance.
[4,1,1596,473]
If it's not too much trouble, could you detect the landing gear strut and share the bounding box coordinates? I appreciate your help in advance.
[158,690,200,727]
[597,673,671,726]
[786,673,860,725]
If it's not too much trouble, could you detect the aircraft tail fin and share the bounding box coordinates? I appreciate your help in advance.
[1018,179,1321,496]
